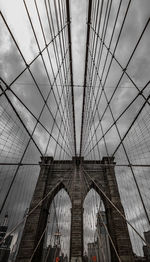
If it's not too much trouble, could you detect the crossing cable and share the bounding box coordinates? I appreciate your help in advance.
[0,75,71,158]
[82,176,107,261]
[81,64,104,156]
[45,179,72,261]
[46,0,76,156]
[83,80,150,156]
[51,0,74,147]
[84,57,150,225]
[0,179,62,245]
[29,224,48,262]
[44,1,74,155]
[84,0,113,131]
[34,0,68,128]
[53,0,67,79]
[0,166,73,247]
[23,0,73,157]
[87,0,103,82]
[0,83,42,156]
[90,0,113,90]
[90,16,150,112]
[81,0,112,155]
[0,14,67,97]
[82,167,122,261]
[45,0,67,86]
[0,12,72,157]
[92,0,113,86]
[81,0,130,145]
[82,167,150,248]
[34,194,61,262]
[82,85,102,160]
[0,65,72,215]
[48,0,76,157]
[94,191,110,262]
[86,50,150,196]
[36,0,72,150]
[44,172,73,261]
[83,0,112,134]
[88,0,122,125]
[83,15,150,155]
[44,67,74,158]
[42,68,74,156]
[82,67,109,158]
[92,0,132,99]
[98,210,121,262]
[91,0,122,98]
[0,8,65,102]
[81,62,99,156]
[89,0,112,93]
[94,230,107,262]
[112,95,150,156]
[87,0,101,80]
[45,0,69,100]
[29,185,63,262]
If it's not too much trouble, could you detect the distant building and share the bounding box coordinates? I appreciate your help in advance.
[143,230,150,261]
[134,254,146,262]
[62,255,68,262]
[83,254,88,262]
[88,242,99,261]
[96,211,111,262]
[9,208,29,262]
[42,245,60,262]
[0,215,13,262]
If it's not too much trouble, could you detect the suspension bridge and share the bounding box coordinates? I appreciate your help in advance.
[0,0,150,261]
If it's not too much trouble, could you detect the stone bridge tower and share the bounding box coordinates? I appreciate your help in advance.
[15,156,134,262]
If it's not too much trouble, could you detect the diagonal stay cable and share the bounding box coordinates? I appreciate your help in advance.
[84,64,150,225]
[34,0,72,148]
[53,72,75,158]
[90,16,150,107]
[0,83,42,156]
[23,0,73,156]
[0,77,71,157]
[0,179,62,245]
[46,66,74,158]
[0,12,71,155]
[45,0,75,151]
[85,0,113,130]
[84,0,131,134]
[0,11,68,96]
[82,167,150,248]
[0,56,72,215]
[83,168,122,261]
[112,95,150,156]
[82,67,110,158]
[84,16,150,154]
[83,55,150,225]
[84,81,150,156]
[89,0,122,123]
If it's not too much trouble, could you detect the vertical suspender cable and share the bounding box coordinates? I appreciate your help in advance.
[80,0,93,157]
[66,0,77,157]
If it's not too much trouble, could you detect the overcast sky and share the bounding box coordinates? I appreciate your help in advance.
[0,0,150,258]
